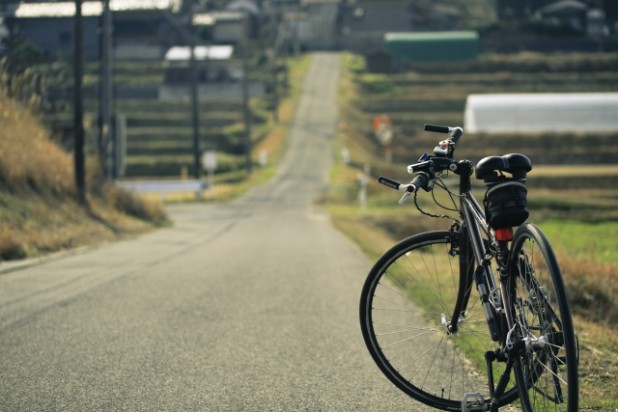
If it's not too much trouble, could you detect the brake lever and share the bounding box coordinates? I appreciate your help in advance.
[399,192,412,205]
[378,177,417,204]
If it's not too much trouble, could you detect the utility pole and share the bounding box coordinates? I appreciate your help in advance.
[241,14,252,174]
[268,3,279,123]
[271,53,279,123]
[74,0,86,202]
[100,0,113,180]
[189,2,201,180]
[242,50,252,174]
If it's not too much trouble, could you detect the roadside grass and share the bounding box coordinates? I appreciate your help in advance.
[538,219,618,262]
[0,91,168,261]
[330,51,618,409]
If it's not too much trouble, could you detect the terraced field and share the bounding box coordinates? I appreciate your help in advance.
[343,53,618,169]
[39,59,275,178]
[117,99,267,177]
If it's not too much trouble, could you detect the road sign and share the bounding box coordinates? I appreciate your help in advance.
[372,114,393,145]
[202,151,217,172]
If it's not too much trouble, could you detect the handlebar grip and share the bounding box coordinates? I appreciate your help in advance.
[450,127,464,144]
[378,176,401,190]
[411,173,430,192]
[424,124,450,134]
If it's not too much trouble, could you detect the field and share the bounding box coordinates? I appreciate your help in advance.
[26,57,286,179]
[329,52,618,409]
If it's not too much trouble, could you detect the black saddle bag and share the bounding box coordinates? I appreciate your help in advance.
[483,180,529,229]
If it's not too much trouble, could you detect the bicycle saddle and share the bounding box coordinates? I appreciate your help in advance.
[475,153,532,181]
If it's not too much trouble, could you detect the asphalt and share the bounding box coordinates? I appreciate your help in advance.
[0,53,434,411]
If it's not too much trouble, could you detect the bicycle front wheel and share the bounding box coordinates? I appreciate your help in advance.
[509,224,579,411]
[359,230,502,410]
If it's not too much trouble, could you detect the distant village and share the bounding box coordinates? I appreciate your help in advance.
[1,0,616,69]
[0,0,616,180]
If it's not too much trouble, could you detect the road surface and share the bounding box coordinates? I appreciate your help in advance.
[0,53,433,411]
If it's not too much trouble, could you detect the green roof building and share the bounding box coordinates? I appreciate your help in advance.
[384,31,479,63]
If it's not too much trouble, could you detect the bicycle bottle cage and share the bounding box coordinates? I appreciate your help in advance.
[475,154,532,229]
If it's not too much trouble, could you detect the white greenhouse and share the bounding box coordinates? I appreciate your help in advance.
[464,93,618,134]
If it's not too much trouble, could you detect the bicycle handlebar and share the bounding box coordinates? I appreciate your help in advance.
[379,124,464,204]
[424,124,450,134]
[424,124,464,147]
[378,173,430,204]
[423,124,464,158]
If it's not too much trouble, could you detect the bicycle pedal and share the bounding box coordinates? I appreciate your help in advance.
[461,393,487,412]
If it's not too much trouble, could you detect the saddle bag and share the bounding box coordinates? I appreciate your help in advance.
[483,180,529,229]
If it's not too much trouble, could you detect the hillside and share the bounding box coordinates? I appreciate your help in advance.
[0,92,167,262]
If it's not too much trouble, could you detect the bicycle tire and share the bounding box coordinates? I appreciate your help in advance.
[509,224,579,411]
[359,230,518,410]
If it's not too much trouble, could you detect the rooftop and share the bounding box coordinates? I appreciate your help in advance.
[192,11,245,26]
[165,45,235,61]
[8,0,182,18]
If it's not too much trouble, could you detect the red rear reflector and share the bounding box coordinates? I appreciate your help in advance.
[495,228,513,241]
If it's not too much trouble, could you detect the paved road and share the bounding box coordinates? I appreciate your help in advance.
[0,53,431,411]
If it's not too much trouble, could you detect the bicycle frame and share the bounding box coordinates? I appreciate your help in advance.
[453,166,526,408]
[449,163,502,341]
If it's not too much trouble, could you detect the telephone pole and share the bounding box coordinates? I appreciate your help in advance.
[242,13,252,174]
[100,0,113,180]
[74,0,86,202]
[188,2,201,180]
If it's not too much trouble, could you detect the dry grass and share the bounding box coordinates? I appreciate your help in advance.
[560,254,618,327]
[0,90,167,261]
[0,94,73,195]
[254,126,286,166]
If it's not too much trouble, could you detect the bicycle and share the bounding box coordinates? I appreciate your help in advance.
[359,124,578,412]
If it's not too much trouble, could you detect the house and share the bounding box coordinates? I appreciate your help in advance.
[533,0,588,32]
[163,44,237,83]
[191,0,261,44]
[3,0,183,60]
[533,0,610,38]
[192,11,248,44]
[301,0,339,49]
[339,0,412,50]
[159,44,265,101]
[281,0,339,50]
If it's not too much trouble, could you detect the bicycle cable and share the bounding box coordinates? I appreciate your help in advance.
[432,173,461,212]
[413,174,461,224]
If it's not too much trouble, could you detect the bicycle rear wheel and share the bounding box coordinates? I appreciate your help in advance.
[509,224,579,411]
[359,230,516,410]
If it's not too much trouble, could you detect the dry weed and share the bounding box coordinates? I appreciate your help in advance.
[0,88,167,261]
[561,254,618,328]
[0,94,73,195]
